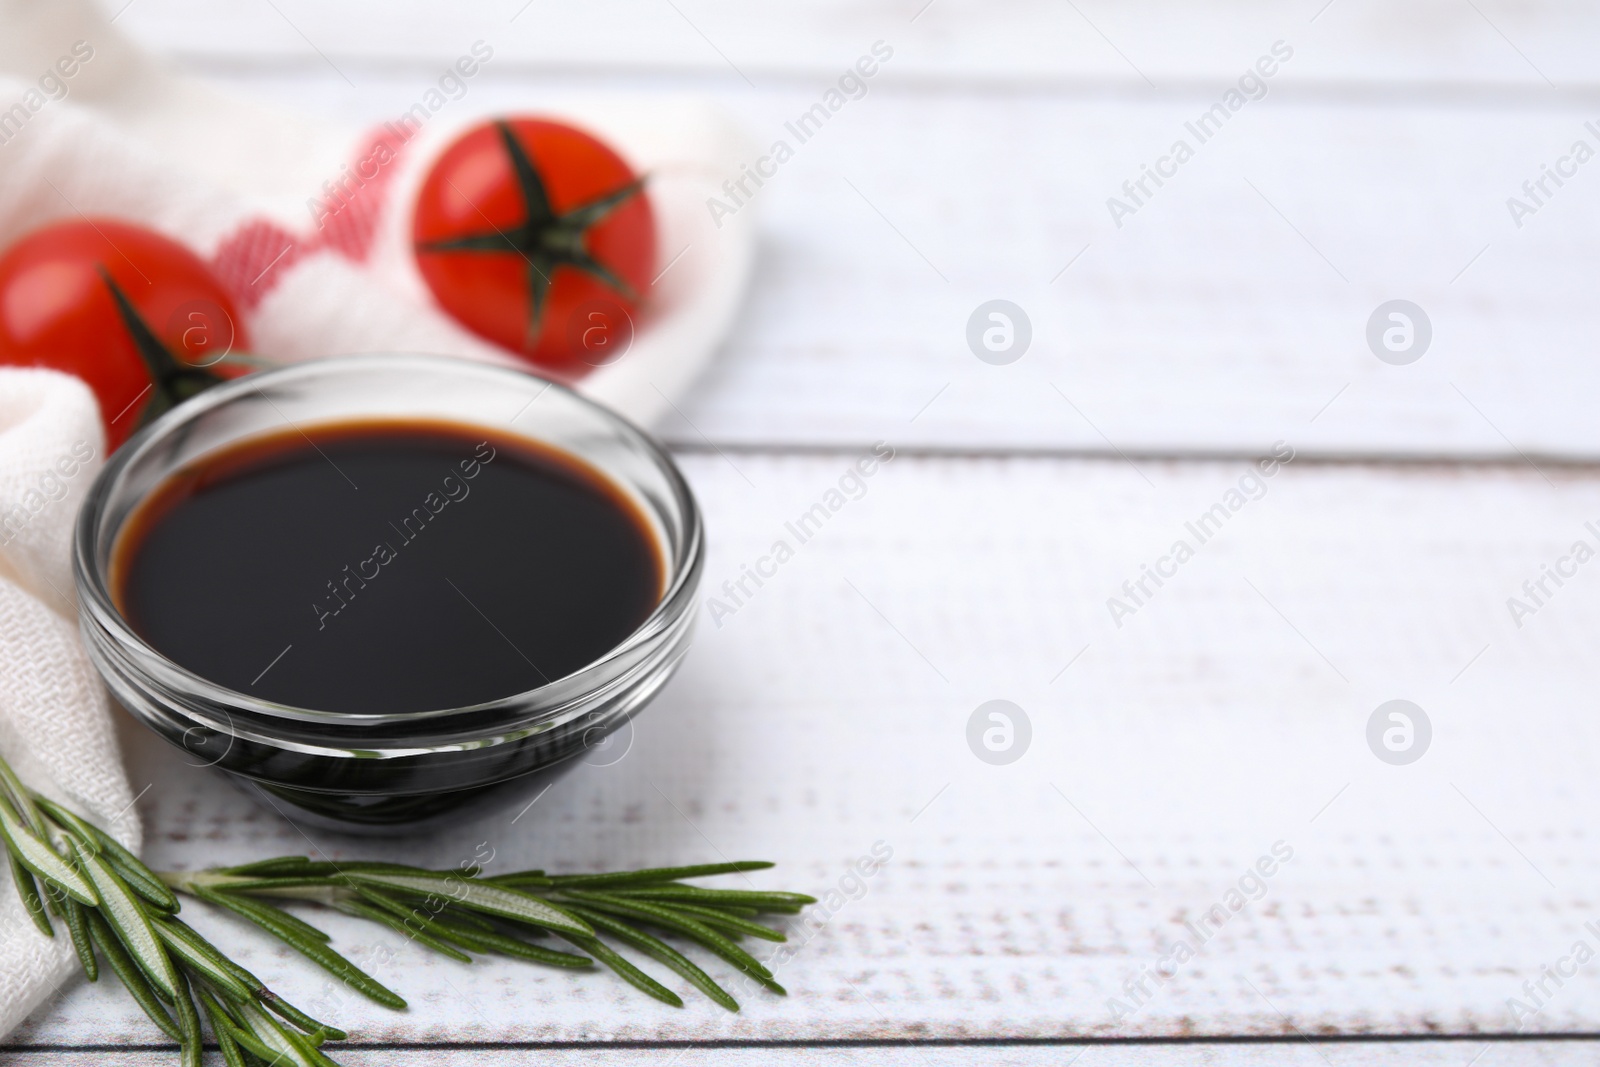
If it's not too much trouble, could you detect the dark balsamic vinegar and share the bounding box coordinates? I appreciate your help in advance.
[114,421,663,715]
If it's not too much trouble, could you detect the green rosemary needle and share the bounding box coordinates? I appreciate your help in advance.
[0,752,814,1065]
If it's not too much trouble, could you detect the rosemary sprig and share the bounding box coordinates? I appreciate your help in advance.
[0,753,814,1065]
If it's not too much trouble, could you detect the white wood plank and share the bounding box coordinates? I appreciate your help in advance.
[1,1040,1596,1066]
[8,454,1600,1044]
[154,68,1600,459]
[110,0,1600,89]
[669,92,1600,460]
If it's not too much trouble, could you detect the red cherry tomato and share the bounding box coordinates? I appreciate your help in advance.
[0,219,248,450]
[412,117,656,377]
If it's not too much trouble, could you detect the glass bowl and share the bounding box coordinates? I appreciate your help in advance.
[74,354,703,832]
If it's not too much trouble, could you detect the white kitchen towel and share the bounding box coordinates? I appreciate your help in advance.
[0,0,755,1035]
[0,370,129,1038]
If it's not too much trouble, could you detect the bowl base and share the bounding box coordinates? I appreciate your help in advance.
[223,761,580,836]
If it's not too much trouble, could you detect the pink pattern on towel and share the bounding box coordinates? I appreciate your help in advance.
[209,125,415,309]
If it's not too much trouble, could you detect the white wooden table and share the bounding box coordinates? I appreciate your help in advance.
[8,1,1600,1063]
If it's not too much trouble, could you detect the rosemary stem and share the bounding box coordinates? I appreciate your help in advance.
[157,870,352,906]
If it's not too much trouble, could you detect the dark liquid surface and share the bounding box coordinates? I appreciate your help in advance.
[115,422,662,714]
